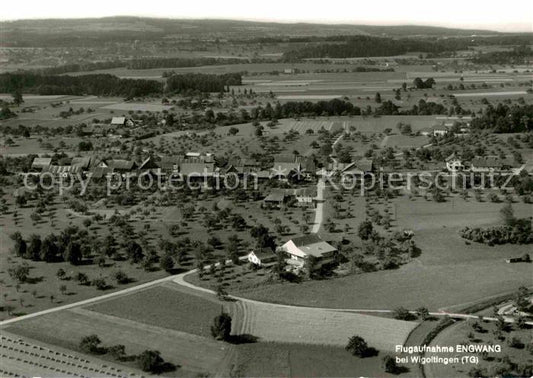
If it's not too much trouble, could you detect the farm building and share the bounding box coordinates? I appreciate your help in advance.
[433,127,449,136]
[159,156,182,174]
[280,234,337,271]
[224,157,260,176]
[31,157,52,171]
[71,156,97,171]
[95,159,138,174]
[271,155,316,180]
[263,187,317,209]
[179,162,217,177]
[47,164,82,177]
[262,190,287,209]
[470,156,520,173]
[110,117,135,127]
[247,249,278,267]
[445,152,464,172]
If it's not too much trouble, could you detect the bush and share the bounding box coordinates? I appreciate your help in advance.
[75,272,90,285]
[382,355,400,374]
[393,306,416,321]
[91,278,109,290]
[345,335,374,357]
[137,350,174,373]
[108,344,126,360]
[80,335,105,354]
[113,270,130,284]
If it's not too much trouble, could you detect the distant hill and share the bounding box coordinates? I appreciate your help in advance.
[0,16,509,47]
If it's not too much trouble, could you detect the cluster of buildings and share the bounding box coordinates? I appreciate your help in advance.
[247,234,337,272]
[445,153,523,174]
[28,151,330,183]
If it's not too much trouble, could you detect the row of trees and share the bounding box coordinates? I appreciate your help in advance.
[460,204,532,245]
[0,72,243,97]
[80,335,175,373]
[471,103,533,133]
[0,73,163,98]
[282,35,471,61]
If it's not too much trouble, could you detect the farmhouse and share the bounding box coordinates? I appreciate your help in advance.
[280,234,337,270]
[470,156,520,173]
[271,154,315,180]
[247,249,277,267]
[159,156,182,174]
[47,164,82,176]
[71,156,97,171]
[224,157,260,176]
[31,157,52,172]
[110,117,135,127]
[262,189,287,209]
[433,127,449,137]
[179,162,217,178]
[445,152,464,172]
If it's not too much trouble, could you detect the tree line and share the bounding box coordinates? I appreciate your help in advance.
[471,46,532,65]
[471,103,533,133]
[0,72,243,97]
[282,36,472,61]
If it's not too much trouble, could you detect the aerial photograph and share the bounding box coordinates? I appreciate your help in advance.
[0,0,532,377]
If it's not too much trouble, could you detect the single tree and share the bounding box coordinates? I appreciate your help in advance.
[211,312,232,341]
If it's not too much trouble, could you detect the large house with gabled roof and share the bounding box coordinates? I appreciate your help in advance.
[280,234,337,271]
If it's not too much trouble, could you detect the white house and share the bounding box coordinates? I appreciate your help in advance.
[445,152,464,172]
[433,127,449,137]
[247,249,277,267]
[280,234,337,270]
[111,117,134,127]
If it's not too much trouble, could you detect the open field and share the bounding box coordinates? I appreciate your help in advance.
[229,297,417,351]
[101,103,174,112]
[87,285,223,337]
[232,342,403,377]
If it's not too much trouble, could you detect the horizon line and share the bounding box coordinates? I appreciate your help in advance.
[1,15,532,33]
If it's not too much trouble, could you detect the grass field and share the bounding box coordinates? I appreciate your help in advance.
[229,297,417,351]
[87,285,223,337]
[232,342,403,377]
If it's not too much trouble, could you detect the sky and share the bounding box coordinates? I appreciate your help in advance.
[1,0,532,32]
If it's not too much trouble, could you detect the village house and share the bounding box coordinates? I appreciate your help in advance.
[179,161,217,178]
[94,159,138,176]
[30,157,52,172]
[445,152,464,172]
[224,157,260,177]
[110,116,135,127]
[159,156,182,175]
[279,234,337,271]
[262,187,317,209]
[247,248,278,267]
[420,126,449,137]
[470,155,521,173]
[271,154,315,181]
[262,189,287,209]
